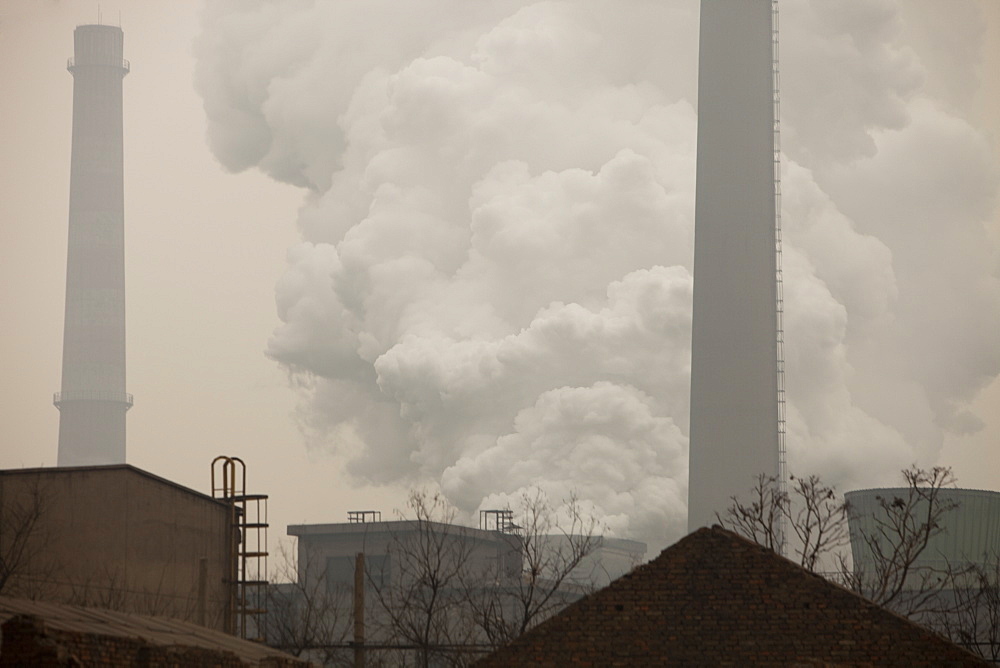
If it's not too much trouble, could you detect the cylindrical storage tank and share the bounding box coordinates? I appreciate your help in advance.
[845,488,1000,580]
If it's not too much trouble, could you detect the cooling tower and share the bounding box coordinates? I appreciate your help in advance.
[55,25,132,466]
[687,0,782,531]
[846,488,1000,577]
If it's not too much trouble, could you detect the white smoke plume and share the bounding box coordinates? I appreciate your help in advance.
[196,0,999,553]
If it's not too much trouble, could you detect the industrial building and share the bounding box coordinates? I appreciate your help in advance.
[0,465,257,635]
[273,512,646,662]
[288,513,645,596]
[687,0,784,530]
[289,514,521,596]
[56,24,132,467]
[533,534,647,589]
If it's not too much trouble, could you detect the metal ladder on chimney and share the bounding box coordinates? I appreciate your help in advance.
[772,0,789,557]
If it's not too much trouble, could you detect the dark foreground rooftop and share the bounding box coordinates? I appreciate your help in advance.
[476,526,987,667]
[0,596,310,667]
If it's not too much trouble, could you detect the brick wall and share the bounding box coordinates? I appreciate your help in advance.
[476,527,987,666]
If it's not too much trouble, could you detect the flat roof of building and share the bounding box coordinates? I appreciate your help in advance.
[288,519,509,539]
[287,521,646,553]
[0,464,227,508]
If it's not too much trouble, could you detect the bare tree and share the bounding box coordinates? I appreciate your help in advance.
[62,564,218,626]
[787,474,850,572]
[466,490,602,649]
[838,465,961,618]
[0,472,55,597]
[67,566,153,614]
[715,473,787,555]
[718,465,966,623]
[716,472,849,571]
[267,540,352,665]
[368,491,481,668]
[927,555,1000,662]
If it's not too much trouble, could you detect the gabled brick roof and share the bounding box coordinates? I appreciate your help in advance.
[477,526,986,667]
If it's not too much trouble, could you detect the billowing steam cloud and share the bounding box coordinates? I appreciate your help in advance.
[196,0,999,552]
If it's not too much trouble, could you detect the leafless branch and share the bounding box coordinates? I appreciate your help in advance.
[368,491,479,668]
[266,539,352,664]
[786,474,850,572]
[715,473,788,557]
[0,473,55,597]
[842,465,960,617]
[467,490,602,649]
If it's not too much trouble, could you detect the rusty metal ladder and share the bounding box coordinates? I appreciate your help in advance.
[212,456,269,642]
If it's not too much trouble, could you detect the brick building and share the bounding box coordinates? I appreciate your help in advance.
[476,526,987,666]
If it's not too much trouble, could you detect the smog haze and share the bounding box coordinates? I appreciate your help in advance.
[1,0,998,554]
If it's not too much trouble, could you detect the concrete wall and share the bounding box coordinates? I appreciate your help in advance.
[289,521,521,593]
[283,520,521,657]
[0,466,232,631]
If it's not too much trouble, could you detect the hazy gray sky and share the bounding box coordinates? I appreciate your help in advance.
[0,1,410,543]
[1,1,997,555]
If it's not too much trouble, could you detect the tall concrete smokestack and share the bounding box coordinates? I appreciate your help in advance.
[687,0,783,531]
[55,25,132,466]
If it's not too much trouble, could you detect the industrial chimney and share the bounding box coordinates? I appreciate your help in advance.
[55,25,132,466]
[687,0,784,532]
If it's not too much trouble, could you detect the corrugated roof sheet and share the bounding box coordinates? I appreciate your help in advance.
[0,596,310,666]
